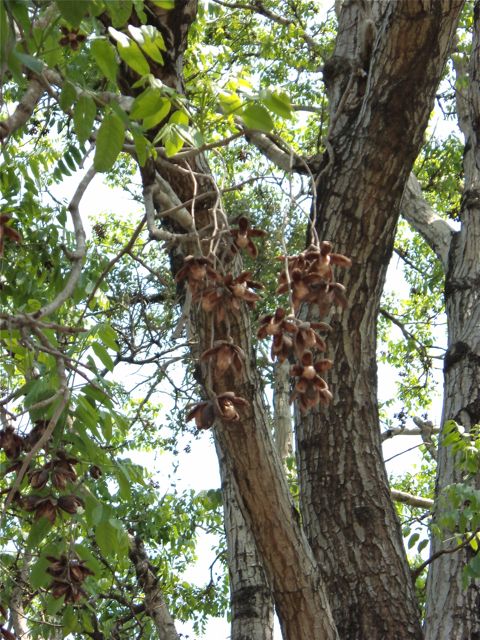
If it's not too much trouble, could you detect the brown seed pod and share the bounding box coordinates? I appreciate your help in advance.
[29,468,49,490]
[186,401,215,429]
[230,216,267,258]
[197,271,263,322]
[201,341,246,374]
[175,255,220,294]
[0,427,24,459]
[89,465,102,479]
[217,392,249,422]
[58,495,84,515]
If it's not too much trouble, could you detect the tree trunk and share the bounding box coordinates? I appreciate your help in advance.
[424,4,480,636]
[217,445,274,640]
[295,1,463,638]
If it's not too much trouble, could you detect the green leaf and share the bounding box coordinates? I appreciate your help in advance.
[128,25,165,63]
[262,90,293,119]
[241,104,274,132]
[93,112,125,173]
[219,91,243,114]
[91,39,119,84]
[63,605,78,635]
[100,412,113,441]
[83,384,113,409]
[170,110,189,127]
[91,341,115,371]
[75,395,101,437]
[26,517,51,549]
[95,519,118,557]
[56,0,90,27]
[132,128,148,165]
[46,593,65,616]
[130,87,168,120]
[142,99,171,129]
[152,0,174,7]
[109,27,150,76]
[106,0,133,27]
[0,3,12,66]
[73,95,96,144]
[114,463,132,499]
[159,124,184,157]
[30,556,51,589]
[12,50,44,74]
[408,532,420,549]
[417,538,429,553]
[97,322,120,352]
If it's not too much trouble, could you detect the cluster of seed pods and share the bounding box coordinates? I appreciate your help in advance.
[182,218,350,426]
[258,241,351,413]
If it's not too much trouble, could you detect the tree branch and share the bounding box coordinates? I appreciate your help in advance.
[211,0,322,54]
[412,528,480,581]
[0,77,46,142]
[401,174,455,270]
[391,489,434,510]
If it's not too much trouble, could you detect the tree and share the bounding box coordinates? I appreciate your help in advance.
[1,1,479,639]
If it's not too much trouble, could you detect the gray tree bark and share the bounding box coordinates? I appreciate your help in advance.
[422,4,480,637]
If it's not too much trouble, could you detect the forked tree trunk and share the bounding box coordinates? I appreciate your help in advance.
[295,2,463,638]
[136,3,338,638]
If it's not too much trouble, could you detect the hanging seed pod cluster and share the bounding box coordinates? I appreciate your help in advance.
[46,553,93,603]
[183,215,351,427]
[261,240,351,413]
[0,421,101,601]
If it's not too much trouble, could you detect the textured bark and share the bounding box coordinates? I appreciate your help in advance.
[295,2,463,639]
[129,536,180,640]
[273,360,293,461]
[10,553,31,640]
[423,4,480,636]
[217,445,274,640]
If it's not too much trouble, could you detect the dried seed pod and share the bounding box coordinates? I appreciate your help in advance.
[230,216,267,258]
[0,214,22,257]
[175,255,220,294]
[89,465,102,479]
[58,495,84,515]
[197,272,262,322]
[29,468,49,490]
[0,427,24,459]
[30,496,58,524]
[217,392,249,422]
[289,351,333,413]
[186,401,215,429]
[201,341,246,374]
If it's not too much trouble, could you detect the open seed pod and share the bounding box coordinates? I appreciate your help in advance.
[186,401,215,429]
[0,427,24,460]
[230,216,267,258]
[175,255,220,294]
[201,340,246,374]
[217,392,249,422]
[197,271,262,322]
